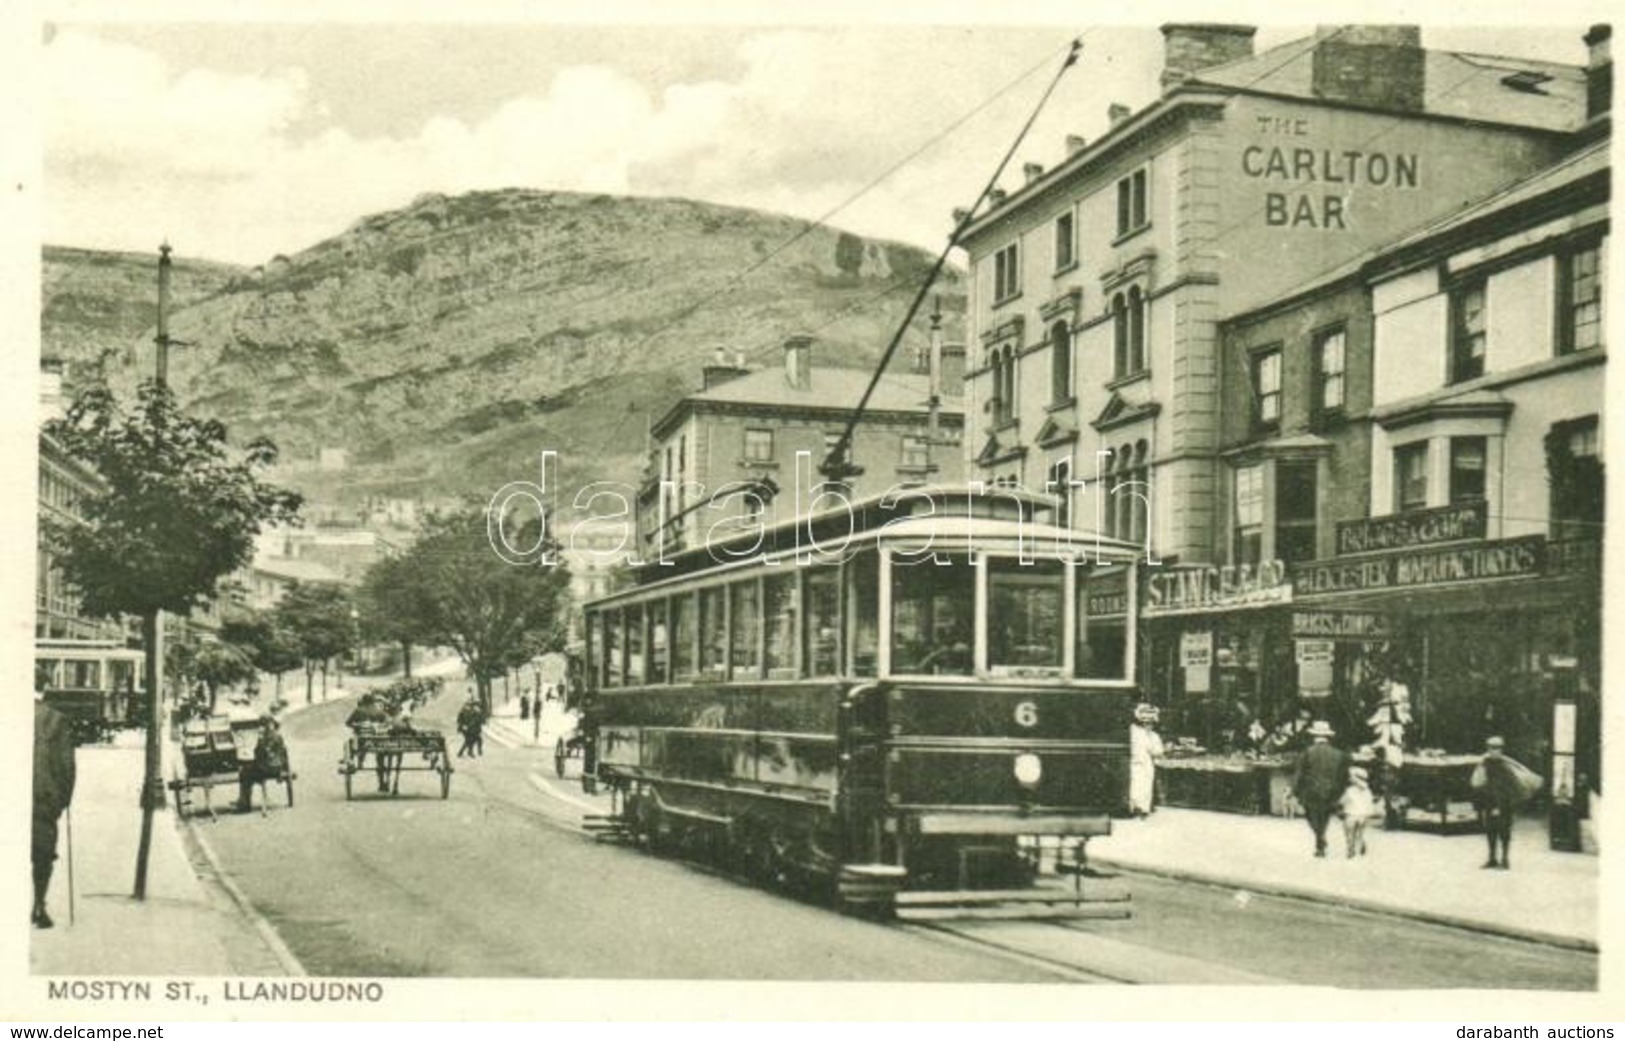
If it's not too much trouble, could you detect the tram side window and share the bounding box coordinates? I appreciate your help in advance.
[763,572,798,680]
[890,554,976,675]
[804,567,841,677]
[700,586,728,679]
[847,552,880,677]
[671,593,696,681]
[603,610,624,689]
[625,602,646,685]
[731,580,762,680]
[647,599,669,684]
[988,558,1065,674]
[1076,565,1130,681]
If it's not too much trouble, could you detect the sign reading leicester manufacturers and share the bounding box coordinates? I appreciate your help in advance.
[1335,500,1487,556]
[1294,535,1545,597]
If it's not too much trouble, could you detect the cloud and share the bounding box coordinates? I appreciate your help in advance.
[44,26,1138,264]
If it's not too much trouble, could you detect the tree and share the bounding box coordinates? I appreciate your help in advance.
[394,505,569,712]
[221,610,304,701]
[358,552,436,678]
[192,640,258,714]
[274,582,356,703]
[43,380,301,900]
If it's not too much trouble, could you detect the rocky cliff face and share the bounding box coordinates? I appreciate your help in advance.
[42,189,965,509]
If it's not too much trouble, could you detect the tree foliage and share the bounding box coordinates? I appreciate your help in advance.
[273,581,356,700]
[193,640,258,713]
[221,609,304,687]
[42,381,303,618]
[357,552,438,675]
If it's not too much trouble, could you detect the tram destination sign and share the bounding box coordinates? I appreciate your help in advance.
[1294,535,1545,597]
[1335,500,1486,556]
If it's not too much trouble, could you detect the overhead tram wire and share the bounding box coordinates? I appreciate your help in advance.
[573,33,1088,467]
[820,36,1085,484]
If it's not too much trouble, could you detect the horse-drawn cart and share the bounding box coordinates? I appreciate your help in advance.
[339,725,452,799]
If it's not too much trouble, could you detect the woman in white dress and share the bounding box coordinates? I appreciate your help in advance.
[1129,703,1164,817]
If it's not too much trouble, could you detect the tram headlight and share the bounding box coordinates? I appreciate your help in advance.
[1013,752,1043,790]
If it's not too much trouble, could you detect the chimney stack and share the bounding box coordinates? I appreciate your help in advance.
[703,348,750,389]
[952,206,971,227]
[989,188,1008,206]
[1311,25,1424,112]
[1160,24,1256,92]
[1023,162,1045,184]
[1065,134,1088,155]
[782,334,813,390]
[1107,103,1132,126]
[1585,24,1612,120]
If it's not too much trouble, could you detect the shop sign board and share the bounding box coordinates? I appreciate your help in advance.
[1295,639,1335,665]
[1293,536,1544,598]
[1143,560,1290,617]
[1334,501,1486,556]
[1180,631,1213,668]
[1291,610,1392,640]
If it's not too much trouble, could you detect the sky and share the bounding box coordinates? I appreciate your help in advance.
[38,12,1600,266]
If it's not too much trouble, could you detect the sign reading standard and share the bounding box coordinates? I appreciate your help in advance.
[1144,560,1290,616]
[1294,536,1544,597]
[1335,501,1486,556]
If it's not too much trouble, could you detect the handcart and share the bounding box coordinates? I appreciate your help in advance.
[168,714,295,818]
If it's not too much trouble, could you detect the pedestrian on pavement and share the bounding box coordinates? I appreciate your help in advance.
[457,696,484,758]
[1128,703,1164,818]
[1471,735,1540,870]
[1338,765,1375,858]
[1292,720,1350,858]
[520,692,531,721]
[32,673,77,928]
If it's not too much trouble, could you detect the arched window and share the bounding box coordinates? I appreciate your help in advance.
[1126,286,1146,375]
[995,346,1017,425]
[1050,320,1072,405]
[1112,294,1128,378]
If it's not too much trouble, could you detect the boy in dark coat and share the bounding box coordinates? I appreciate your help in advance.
[33,689,77,928]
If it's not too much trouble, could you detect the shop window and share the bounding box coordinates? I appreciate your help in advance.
[993,242,1021,304]
[1275,460,1318,564]
[804,567,841,678]
[624,602,645,685]
[1050,320,1072,404]
[1549,416,1604,541]
[847,553,880,677]
[743,428,774,463]
[1250,345,1282,432]
[1559,239,1604,354]
[1055,211,1075,271]
[1394,442,1429,512]
[1449,437,1487,504]
[1047,457,1073,529]
[1076,565,1129,681]
[900,435,930,470]
[890,554,976,675]
[1116,168,1148,238]
[1112,287,1147,379]
[1312,326,1346,418]
[730,580,762,680]
[988,558,1065,674]
[699,586,728,679]
[671,593,696,680]
[1450,280,1487,383]
[1233,464,1264,565]
[646,599,668,684]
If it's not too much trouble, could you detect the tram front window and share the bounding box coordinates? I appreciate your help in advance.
[847,553,879,677]
[988,558,1065,675]
[804,567,841,677]
[890,554,975,676]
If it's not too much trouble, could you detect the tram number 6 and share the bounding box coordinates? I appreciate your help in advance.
[1013,701,1039,728]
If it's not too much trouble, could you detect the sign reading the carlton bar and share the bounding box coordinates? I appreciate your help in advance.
[1334,500,1487,556]
[1294,535,1545,597]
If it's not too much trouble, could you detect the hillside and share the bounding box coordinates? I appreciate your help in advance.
[42,190,965,512]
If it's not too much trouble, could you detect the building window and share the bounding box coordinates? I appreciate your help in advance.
[1107,440,1150,544]
[1312,326,1346,418]
[1275,460,1318,564]
[1116,168,1148,238]
[1233,464,1264,565]
[743,428,774,462]
[1047,457,1073,528]
[1251,346,1282,431]
[1055,211,1075,271]
[1549,417,1604,540]
[1112,287,1146,379]
[1559,240,1604,354]
[1450,280,1487,383]
[991,344,1017,426]
[1394,442,1429,512]
[1050,320,1072,404]
[900,435,930,469]
[1449,437,1487,504]
[993,243,1021,304]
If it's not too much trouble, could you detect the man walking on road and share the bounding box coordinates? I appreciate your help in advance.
[32,673,77,928]
[1473,735,1538,870]
[1292,720,1349,858]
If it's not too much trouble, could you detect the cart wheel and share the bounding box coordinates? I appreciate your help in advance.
[554,737,567,779]
[441,764,452,799]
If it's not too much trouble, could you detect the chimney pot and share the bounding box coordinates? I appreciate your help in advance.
[952,207,971,227]
[783,334,813,390]
[1065,134,1088,155]
[1023,161,1045,184]
[989,188,1008,206]
[1159,24,1256,92]
[1107,103,1132,126]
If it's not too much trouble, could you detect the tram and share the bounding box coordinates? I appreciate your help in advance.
[34,638,145,744]
[578,484,1143,916]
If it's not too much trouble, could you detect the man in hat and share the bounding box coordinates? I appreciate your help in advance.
[1473,735,1534,869]
[1129,703,1164,817]
[32,671,76,927]
[1292,720,1350,857]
